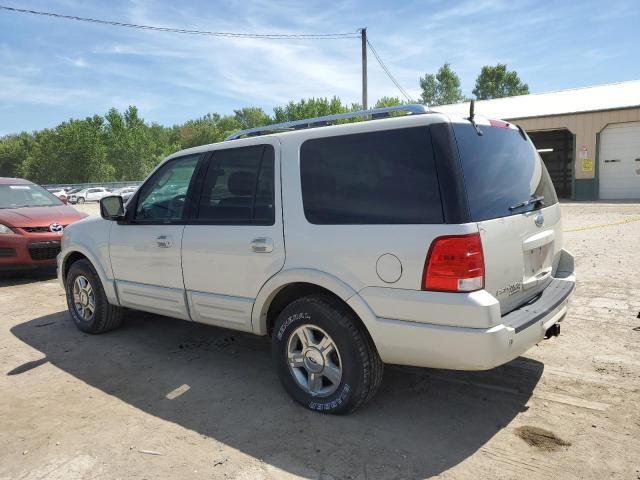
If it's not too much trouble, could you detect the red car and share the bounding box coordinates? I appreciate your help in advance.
[0,177,87,270]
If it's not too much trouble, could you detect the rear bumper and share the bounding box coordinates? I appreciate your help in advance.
[352,250,576,370]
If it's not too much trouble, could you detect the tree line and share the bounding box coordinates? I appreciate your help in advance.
[0,62,528,184]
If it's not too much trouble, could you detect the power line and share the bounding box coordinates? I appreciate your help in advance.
[366,38,414,103]
[0,5,360,39]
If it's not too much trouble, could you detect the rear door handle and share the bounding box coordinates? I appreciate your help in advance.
[250,237,273,253]
[156,235,173,248]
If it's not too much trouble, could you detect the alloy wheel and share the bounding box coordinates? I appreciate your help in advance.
[287,324,343,397]
[72,275,95,321]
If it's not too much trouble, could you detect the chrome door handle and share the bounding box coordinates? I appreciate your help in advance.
[250,237,273,253]
[156,235,172,248]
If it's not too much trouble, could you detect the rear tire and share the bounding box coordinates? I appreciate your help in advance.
[272,294,383,414]
[65,259,123,334]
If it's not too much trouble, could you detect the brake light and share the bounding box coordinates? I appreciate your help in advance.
[422,233,484,292]
[489,119,510,128]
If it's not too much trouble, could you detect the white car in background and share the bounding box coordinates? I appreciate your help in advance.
[46,188,69,203]
[68,187,109,204]
[114,186,138,203]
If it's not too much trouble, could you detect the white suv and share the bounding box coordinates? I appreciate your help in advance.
[58,105,575,414]
[69,187,109,204]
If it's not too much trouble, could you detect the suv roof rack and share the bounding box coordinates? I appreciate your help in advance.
[225,104,431,141]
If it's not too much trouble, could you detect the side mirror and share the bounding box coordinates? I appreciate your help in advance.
[100,195,125,220]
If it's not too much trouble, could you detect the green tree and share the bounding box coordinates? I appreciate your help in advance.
[21,116,112,183]
[177,113,241,149]
[472,63,529,100]
[272,97,350,123]
[233,107,271,130]
[104,106,156,180]
[420,63,466,106]
[374,96,405,108]
[0,133,33,177]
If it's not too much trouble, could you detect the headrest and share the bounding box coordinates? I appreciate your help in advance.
[227,171,255,196]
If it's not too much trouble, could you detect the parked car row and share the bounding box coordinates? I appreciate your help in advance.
[45,185,140,204]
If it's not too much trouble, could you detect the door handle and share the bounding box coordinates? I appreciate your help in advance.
[250,237,273,253]
[156,235,173,248]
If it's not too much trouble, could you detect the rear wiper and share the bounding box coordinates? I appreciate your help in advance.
[509,195,545,211]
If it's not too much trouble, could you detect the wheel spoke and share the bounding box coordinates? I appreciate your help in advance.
[323,363,341,385]
[298,326,315,349]
[288,353,305,368]
[308,372,322,394]
[318,335,334,358]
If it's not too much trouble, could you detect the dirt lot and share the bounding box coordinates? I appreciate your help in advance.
[1,202,639,480]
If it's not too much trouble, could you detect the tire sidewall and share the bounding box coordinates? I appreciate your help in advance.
[273,299,366,413]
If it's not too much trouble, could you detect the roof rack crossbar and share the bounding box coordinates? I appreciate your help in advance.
[225,104,430,141]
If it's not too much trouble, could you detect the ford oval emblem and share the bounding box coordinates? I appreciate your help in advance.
[534,214,544,228]
[49,223,63,233]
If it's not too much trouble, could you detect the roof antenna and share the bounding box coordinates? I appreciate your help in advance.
[467,99,483,136]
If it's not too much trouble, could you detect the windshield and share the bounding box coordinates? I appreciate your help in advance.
[453,123,558,221]
[0,184,63,209]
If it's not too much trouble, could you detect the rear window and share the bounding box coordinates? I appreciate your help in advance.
[453,123,559,222]
[300,127,443,224]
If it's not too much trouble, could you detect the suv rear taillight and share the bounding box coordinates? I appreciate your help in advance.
[422,233,484,292]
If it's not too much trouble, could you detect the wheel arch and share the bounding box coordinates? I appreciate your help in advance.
[60,247,119,305]
[252,269,375,339]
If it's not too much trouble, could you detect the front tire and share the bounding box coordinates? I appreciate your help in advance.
[65,259,123,334]
[77,197,85,204]
[272,294,383,414]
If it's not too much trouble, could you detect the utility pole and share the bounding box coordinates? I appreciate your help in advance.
[361,27,367,110]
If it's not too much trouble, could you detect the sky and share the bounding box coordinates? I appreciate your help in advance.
[1,0,639,135]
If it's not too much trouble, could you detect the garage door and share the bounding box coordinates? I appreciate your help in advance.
[599,122,640,199]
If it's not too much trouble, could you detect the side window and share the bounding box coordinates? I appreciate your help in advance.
[135,155,199,221]
[300,127,443,224]
[195,145,274,224]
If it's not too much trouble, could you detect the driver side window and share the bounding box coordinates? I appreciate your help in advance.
[135,155,199,221]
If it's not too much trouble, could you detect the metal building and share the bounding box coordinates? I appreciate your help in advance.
[437,80,640,200]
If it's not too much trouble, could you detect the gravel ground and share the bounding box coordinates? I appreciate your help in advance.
[1,202,639,480]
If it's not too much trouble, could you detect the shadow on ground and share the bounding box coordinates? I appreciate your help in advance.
[11,311,543,479]
[0,268,56,287]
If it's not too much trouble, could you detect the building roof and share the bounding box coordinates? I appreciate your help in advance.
[434,80,640,120]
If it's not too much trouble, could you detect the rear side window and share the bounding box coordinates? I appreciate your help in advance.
[453,123,559,222]
[195,145,275,224]
[300,127,443,224]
